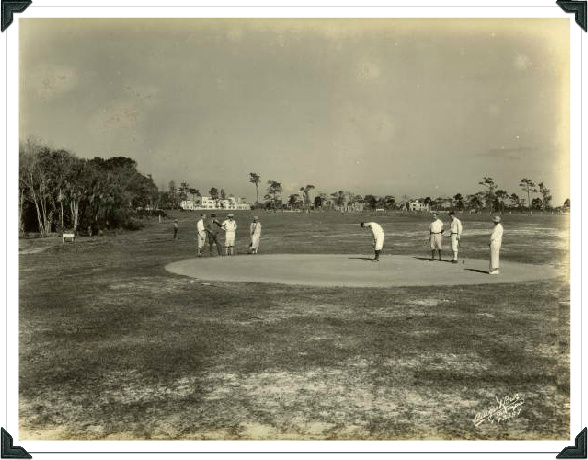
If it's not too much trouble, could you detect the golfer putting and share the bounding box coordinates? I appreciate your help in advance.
[360,222,385,262]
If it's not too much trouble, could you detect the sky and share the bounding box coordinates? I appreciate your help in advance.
[20,18,570,205]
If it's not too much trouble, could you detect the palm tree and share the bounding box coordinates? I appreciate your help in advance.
[478,177,497,213]
[520,178,537,213]
[249,172,261,204]
[538,182,552,210]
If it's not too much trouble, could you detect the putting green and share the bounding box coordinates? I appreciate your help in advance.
[165,254,562,287]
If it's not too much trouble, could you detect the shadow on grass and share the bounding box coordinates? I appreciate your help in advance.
[464,268,490,274]
[348,257,375,261]
[413,257,453,263]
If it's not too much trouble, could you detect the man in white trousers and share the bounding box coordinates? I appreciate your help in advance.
[448,211,463,264]
[489,215,503,275]
[222,214,237,256]
[196,214,207,257]
[360,222,385,262]
[429,212,444,261]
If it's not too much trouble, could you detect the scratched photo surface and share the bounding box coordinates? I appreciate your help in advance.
[18,18,570,440]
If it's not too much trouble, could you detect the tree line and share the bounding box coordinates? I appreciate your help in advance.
[247,172,569,213]
[19,140,159,236]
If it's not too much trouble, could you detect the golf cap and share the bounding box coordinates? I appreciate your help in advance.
[432,212,438,217]
[228,213,234,217]
[211,213,216,217]
[449,211,455,215]
[493,215,501,223]
[253,216,259,220]
[174,219,178,222]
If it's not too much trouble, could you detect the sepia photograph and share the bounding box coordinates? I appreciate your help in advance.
[13,12,574,448]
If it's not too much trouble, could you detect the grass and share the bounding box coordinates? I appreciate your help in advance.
[18,210,570,440]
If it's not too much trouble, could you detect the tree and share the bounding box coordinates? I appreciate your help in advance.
[465,193,483,213]
[266,180,282,209]
[478,177,497,213]
[168,180,178,209]
[364,194,378,210]
[220,188,226,200]
[288,193,302,209]
[509,193,521,212]
[532,197,543,210]
[452,193,464,211]
[495,190,509,213]
[563,198,570,209]
[249,172,261,204]
[383,195,396,209]
[178,182,190,202]
[331,191,347,208]
[209,187,219,200]
[538,182,552,210]
[520,178,537,212]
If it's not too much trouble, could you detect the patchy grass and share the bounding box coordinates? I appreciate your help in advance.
[19,211,569,440]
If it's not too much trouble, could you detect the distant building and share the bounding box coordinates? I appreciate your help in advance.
[408,200,430,212]
[180,195,251,211]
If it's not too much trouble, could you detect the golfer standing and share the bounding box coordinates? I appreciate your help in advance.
[196,214,207,257]
[205,213,223,256]
[448,211,463,264]
[173,219,179,240]
[360,222,384,262]
[429,212,444,261]
[222,214,237,256]
[249,216,262,254]
[489,215,503,275]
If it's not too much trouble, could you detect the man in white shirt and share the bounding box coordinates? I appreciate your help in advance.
[428,212,444,261]
[360,222,385,262]
[196,214,207,257]
[448,211,463,264]
[489,215,504,275]
[222,214,238,256]
[248,216,262,254]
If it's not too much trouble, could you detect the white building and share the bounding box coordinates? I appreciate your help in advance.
[180,195,251,211]
[408,200,430,212]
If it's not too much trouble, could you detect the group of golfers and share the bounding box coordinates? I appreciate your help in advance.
[173,213,261,257]
[361,211,504,275]
[173,211,505,275]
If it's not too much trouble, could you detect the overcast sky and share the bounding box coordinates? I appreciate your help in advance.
[20,18,570,204]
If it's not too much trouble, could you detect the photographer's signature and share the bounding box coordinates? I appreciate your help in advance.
[474,394,524,427]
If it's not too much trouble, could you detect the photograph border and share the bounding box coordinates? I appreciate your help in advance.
[2,1,584,457]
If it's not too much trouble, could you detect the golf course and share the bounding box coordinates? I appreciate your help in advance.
[18,210,570,440]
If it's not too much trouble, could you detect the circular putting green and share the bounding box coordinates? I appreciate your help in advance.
[165,254,562,287]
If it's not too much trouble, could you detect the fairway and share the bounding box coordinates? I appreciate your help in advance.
[18,211,570,441]
[166,254,560,287]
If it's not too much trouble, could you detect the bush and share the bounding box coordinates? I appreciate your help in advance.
[122,218,144,231]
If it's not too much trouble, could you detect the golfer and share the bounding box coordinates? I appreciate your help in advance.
[249,216,262,254]
[173,219,179,240]
[196,214,207,257]
[222,214,237,256]
[448,211,463,264]
[429,212,444,261]
[360,222,384,262]
[489,215,503,275]
[205,213,223,256]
